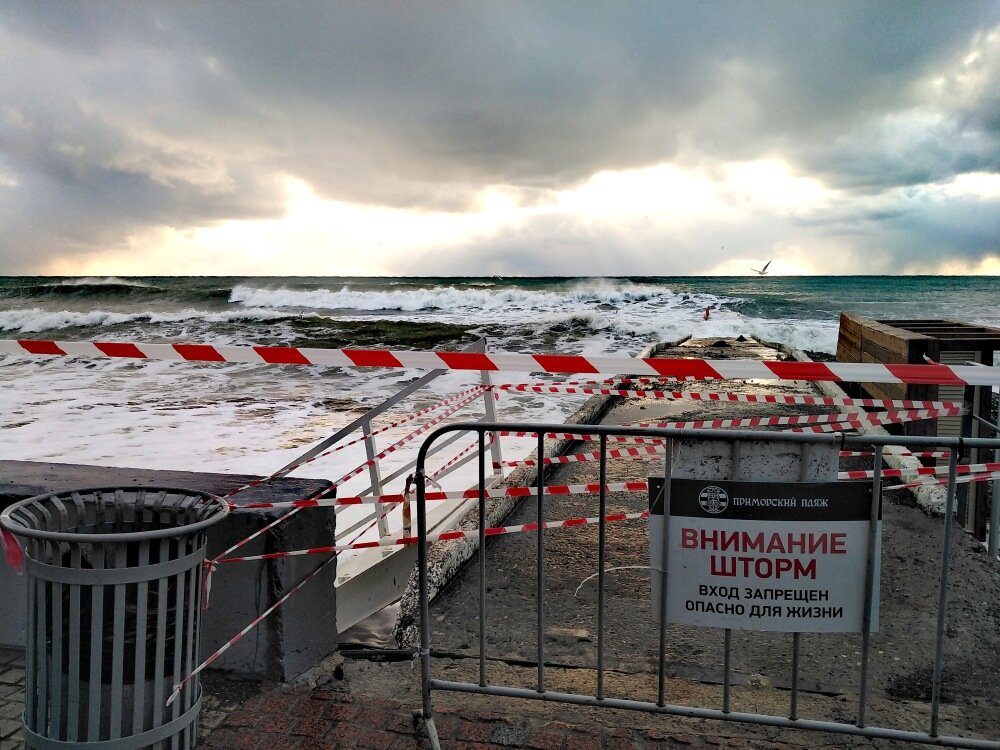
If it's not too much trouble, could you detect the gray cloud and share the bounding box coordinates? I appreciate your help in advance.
[1,1,998,272]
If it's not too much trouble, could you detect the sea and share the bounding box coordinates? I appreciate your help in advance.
[1,275,997,526]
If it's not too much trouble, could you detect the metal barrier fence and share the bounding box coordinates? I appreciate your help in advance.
[413,423,1000,750]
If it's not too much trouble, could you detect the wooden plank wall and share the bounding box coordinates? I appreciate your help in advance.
[836,312,939,434]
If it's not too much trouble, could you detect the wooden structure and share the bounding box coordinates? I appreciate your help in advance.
[836,312,1000,537]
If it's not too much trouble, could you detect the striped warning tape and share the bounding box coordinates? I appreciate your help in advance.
[218,510,651,562]
[230,452,998,512]
[886,471,1000,491]
[220,385,488,499]
[629,407,961,431]
[327,388,486,488]
[215,387,486,562]
[232,480,652,510]
[839,450,950,458]
[497,383,962,412]
[3,338,997,385]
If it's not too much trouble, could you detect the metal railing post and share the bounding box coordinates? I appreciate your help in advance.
[481,369,504,478]
[361,416,388,539]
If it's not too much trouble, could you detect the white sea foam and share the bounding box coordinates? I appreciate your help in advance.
[0,307,306,333]
[57,276,155,288]
[229,281,674,314]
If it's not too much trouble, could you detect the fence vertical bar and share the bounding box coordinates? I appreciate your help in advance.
[931,448,961,736]
[537,430,546,693]
[724,438,740,715]
[790,633,800,721]
[990,423,999,559]
[481,369,504,478]
[597,433,608,701]
[857,446,883,727]
[416,463,433,722]
[657,444,672,707]
[723,629,732,714]
[479,429,487,688]
[789,441,811,721]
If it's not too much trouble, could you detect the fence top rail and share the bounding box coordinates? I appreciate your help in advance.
[417,421,1000,464]
[3,339,999,387]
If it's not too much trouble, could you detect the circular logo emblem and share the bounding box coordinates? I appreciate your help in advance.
[698,485,729,515]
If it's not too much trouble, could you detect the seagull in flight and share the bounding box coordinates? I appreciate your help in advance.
[751,259,772,276]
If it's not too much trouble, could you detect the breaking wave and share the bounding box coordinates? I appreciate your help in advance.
[0,307,303,334]
[229,281,674,313]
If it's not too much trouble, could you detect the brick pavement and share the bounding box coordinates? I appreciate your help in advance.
[0,642,857,750]
[201,684,854,750]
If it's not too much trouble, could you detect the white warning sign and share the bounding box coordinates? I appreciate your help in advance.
[650,478,880,633]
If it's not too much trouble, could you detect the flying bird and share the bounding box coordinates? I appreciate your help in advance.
[751,260,772,276]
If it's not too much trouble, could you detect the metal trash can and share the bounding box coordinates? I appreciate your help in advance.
[0,487,229,749]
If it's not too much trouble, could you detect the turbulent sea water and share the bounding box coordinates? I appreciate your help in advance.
[1,275,997,502]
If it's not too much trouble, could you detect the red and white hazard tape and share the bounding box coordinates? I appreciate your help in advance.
[218,510,651,563]
[498,429,667,446]
[214,387,485,562]
[327,388,485,488]
[497,383,962,412]
[4,338,998,385]
[504,444,664,468]
[841,461,1000,481]
[221,385,487,500]
[432,434,493,480]
[630,407,961,431]
[232,480,653,510]
[886,471,1000,491]
[170,553,336,706]
[839,450,950,459]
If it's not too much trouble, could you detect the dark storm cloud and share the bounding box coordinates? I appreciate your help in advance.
[1,1,998,271]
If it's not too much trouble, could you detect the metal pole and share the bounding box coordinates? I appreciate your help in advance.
[537,431,546,693]
[991,413,1000,560]
[597,434,607,701]
[723,438,741,715]
[931,448,961,736]
[723,628,732,714]
[657,444,672,707]
[417,464,433,722]
[479,429,487,688]
[790,441,809,721]
[857,446,882,727]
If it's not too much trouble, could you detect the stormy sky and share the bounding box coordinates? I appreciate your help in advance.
[1,2,998,276]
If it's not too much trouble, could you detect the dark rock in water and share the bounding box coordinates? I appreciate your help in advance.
[804,349,836,362]
[711,340,731,347]
[736,335,748,342]
[596,303,619,311]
